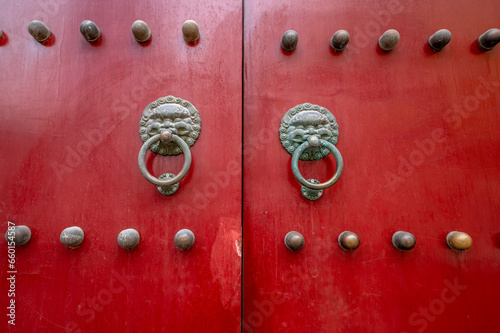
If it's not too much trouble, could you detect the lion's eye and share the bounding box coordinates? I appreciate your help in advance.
[289,129,306,142]
[317,129,332,139]
[175,122,192,135]
[147,123,161,135]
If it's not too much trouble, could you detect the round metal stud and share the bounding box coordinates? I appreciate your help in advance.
[4,225,31,246]
[338,231,360,250]
[131,20,151,43]
[392,231,416,251]
[175,229,195,250]
[379,29,400,51]
[281,30,298,52]
[60,226,84,248]
[80,20,101,43]
[284,231,305,251]
[446,231,472,251]
[478,28,500,51]
[330,30,350,52]
[182,20,200,43]
[117,229,140,249]
[428,29,452,52]
[28,20,51,43]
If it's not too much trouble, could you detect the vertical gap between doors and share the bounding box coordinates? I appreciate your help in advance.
[240,0,245,332]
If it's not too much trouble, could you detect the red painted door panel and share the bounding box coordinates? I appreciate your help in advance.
[243,0,500,332]
[0,0,242,332]
[2,0,500,332]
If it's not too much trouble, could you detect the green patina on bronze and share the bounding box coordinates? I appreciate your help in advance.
[280,103,343,200]
[279,103,338,161]
[139,96,201,156]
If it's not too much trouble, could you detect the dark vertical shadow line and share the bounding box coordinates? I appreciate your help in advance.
[240,0,245,332]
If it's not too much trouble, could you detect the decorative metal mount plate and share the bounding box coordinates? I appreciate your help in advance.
[301,179,323,200]
[157,173,179,195]
[279,103,339,161]
[139,96,201,156]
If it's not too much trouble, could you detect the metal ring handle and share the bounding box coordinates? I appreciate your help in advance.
[291,139,343,190]
[138,133,192,186]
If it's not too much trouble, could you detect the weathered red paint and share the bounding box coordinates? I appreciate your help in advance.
[2,0,500,332]
[0,0,242,332]
[243,0,500,332]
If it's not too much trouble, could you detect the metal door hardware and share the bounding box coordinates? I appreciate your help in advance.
[138,96,201,195]
[60,226,84,248]
[330,30,350,52]
[174,229,195,250]
[281,30,298,52]
[379,29,400,51]
[392,231,416,251]
[0,227,482,251]
[284,231,305,251]
[428,29,452,52]
[132,20,151,43]
[80,20,101,43]
[446,231,472,250]
[3,22,499,54]
[117,229,140,249]
[478,28,500,51]
[338,231,360,250]
[279,103,343,200]
[28,20,50,43]
[4,225,31,246]
[182,20,200,43]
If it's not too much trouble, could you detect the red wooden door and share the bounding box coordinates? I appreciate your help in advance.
[242,0,500,332]
[0,0,242,332]
[2,0,500,332]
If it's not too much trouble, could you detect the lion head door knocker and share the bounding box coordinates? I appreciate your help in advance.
[279,103,343,200]
[138,96,201,195]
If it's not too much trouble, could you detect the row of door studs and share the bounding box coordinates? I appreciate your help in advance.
[1,20,499,53]
[6,225,473,252]
[6,226,195,250]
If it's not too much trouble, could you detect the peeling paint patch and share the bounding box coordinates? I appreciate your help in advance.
[210,218,242,312]
[235,239,242,257]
